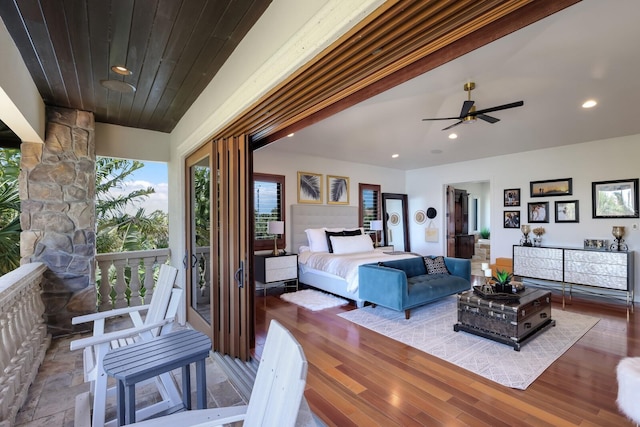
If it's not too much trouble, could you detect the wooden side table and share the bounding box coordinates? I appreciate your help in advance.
[103,329,211,425]
[254,253,298,294]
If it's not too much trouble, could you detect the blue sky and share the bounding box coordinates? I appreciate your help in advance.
[110,160,169,214]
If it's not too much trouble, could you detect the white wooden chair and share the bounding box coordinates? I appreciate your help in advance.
[70,264,183,427]
[128,319,308,427]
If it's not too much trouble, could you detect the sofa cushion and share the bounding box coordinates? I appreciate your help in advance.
[424,256,450,275]
[406,274,468,301]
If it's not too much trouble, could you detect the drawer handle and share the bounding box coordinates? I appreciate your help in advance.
[533,300,541,307]
[540,312,547,319]
[524,322,532,329]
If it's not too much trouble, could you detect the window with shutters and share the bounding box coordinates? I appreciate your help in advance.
[359,183,381,236]
[254,173,285,251]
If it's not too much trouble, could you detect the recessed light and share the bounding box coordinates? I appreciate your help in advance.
[582,99,597,108]
[287,133,294,137]
[111,65,132,76]
[448,133,458,139]
[391,154,399,158]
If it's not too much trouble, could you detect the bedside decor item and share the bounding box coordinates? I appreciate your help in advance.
[528,202,549,223]
[297,171,322,204]
[520,224,532,246]
[610,226,628,251]
[504,211,520,228]
[532,227,545,247]
[592,178,639,218]
[267,220,284,255]
[555,200,579,223]
[504,188,520,206]
[327,175,349,205]
[530,178,572,197]
[370,220,383,247]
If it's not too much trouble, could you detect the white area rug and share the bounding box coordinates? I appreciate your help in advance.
[338,296,599,389]
[280,289,349,311]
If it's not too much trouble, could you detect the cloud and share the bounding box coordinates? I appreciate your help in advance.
[110,179,169,214]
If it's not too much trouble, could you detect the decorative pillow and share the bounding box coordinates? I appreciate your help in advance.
[304,228,329,252]
[330,234,374,255]
[325,228,362,253]
[424,256,450,275]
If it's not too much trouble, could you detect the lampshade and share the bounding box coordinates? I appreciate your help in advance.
[267,220,284,235]
[370,220,383,231]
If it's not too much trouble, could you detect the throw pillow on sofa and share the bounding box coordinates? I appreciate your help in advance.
[424,256,450,274]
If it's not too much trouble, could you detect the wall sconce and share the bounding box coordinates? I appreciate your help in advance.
[370,220,383,247]
[610,226,628,251]
[520,224,532,246]
[267,221,284,256]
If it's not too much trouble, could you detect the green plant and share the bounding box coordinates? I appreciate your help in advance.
[492,269,512,285]
[480,227,490,239]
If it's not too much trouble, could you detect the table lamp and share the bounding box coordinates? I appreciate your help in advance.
[370,220,383,247]
[267,220,284,256]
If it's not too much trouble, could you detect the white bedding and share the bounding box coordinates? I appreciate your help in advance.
[298,249,419,293]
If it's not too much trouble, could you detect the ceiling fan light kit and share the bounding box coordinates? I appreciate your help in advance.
[422,81,523,131]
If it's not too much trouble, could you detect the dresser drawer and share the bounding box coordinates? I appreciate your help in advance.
[254,254,298,283]
[264,255,297,270]
[264,266,297,282]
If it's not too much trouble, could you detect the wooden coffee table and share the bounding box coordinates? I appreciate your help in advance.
[454,287,555,351]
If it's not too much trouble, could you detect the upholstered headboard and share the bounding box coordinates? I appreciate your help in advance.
[290,204,359,253]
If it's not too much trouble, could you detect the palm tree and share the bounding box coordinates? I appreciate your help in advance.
[0,149,21,274]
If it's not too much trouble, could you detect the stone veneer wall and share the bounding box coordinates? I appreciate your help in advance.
[19,107,97,336]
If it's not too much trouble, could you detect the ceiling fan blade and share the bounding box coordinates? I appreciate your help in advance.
[422,116,462,121]
[460,100,474,118]
[442,121,463,131]
[477,114,499,124]
[473,100,524,115]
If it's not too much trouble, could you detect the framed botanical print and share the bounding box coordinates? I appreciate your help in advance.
[528,201,549,223]
[592,178,639,218]
[327,175,349,204]
[297,171,323,204]
[555,200,579,223]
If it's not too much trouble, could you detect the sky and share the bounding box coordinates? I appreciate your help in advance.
[112,160,169,214]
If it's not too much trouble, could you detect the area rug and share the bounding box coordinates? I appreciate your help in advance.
[280,289,349,311]
[338,296,599,389]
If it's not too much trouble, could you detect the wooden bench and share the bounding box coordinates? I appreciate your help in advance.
[103,329,211,425]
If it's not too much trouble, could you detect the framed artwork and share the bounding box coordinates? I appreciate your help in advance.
[504,188,520,206]
[555,200,579,223]
[530,178,573,197]
[297,171,323,204]
[503,211,520,228]
[592,178,639,218]
[528,202,549,223]
[327,175,349,204]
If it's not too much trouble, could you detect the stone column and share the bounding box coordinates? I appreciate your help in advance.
[19,107,96,336]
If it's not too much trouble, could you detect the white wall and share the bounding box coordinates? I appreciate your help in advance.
[406,133,640,300]
[95,123,170,161]
[254,147,405,252]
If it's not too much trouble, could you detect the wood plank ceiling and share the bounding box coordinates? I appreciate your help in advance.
[0,0,271,134]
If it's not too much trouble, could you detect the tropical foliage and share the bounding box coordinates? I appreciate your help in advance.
[299,173,321,200]
[0,149,21,274]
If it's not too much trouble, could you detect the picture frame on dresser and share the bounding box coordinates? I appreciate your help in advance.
[528,202,549,223]
[592,178,639,218]
[530,178,572,197]
[555,200,579,223]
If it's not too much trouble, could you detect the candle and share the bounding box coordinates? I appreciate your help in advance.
[484,268,492,277]
[481,262,489,271]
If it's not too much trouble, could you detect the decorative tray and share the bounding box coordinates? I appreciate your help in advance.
[472,286,521,302]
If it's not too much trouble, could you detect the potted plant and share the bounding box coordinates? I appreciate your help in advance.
[492,269,513,293]
[480,227,490,240]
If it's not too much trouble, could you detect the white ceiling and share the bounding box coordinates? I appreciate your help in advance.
[266,0,640,171]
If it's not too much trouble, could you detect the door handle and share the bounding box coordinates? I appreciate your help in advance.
[234,260,244,288]
[191,254,198,268]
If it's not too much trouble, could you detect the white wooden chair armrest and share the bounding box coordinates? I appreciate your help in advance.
[72,304,151,325]
[128,406,248,426]
[70,318,174,351]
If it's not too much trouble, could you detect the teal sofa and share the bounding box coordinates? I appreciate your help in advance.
[358,256,471,319]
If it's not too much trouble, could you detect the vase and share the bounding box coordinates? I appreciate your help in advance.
[534,236,542,247]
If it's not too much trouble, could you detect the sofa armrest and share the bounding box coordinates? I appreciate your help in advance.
[358,264,407,310]
[444,257,471,282]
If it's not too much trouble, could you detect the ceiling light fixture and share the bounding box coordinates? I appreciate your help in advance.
[392,154,399,158]
[287,133,294,137]
[100,79,136,94]
[449,133,458,139]
[582,99,597,108]
[111,65,132,76]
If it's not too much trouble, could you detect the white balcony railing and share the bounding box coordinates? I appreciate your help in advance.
[95,249,171,311]
[0,262,50,426]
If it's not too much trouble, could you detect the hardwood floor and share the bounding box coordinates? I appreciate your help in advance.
[254,285,638,426]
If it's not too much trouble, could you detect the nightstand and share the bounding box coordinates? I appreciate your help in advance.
[254,253,298,295]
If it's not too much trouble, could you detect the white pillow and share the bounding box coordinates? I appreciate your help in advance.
[304,228,329,252]
[330,234,374,255]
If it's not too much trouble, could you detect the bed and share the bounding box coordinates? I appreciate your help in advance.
[291,204,418,307]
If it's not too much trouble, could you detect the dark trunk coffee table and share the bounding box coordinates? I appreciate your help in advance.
[454,287,555,351]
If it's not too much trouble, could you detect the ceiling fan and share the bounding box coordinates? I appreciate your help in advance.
[422,82,523,131]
